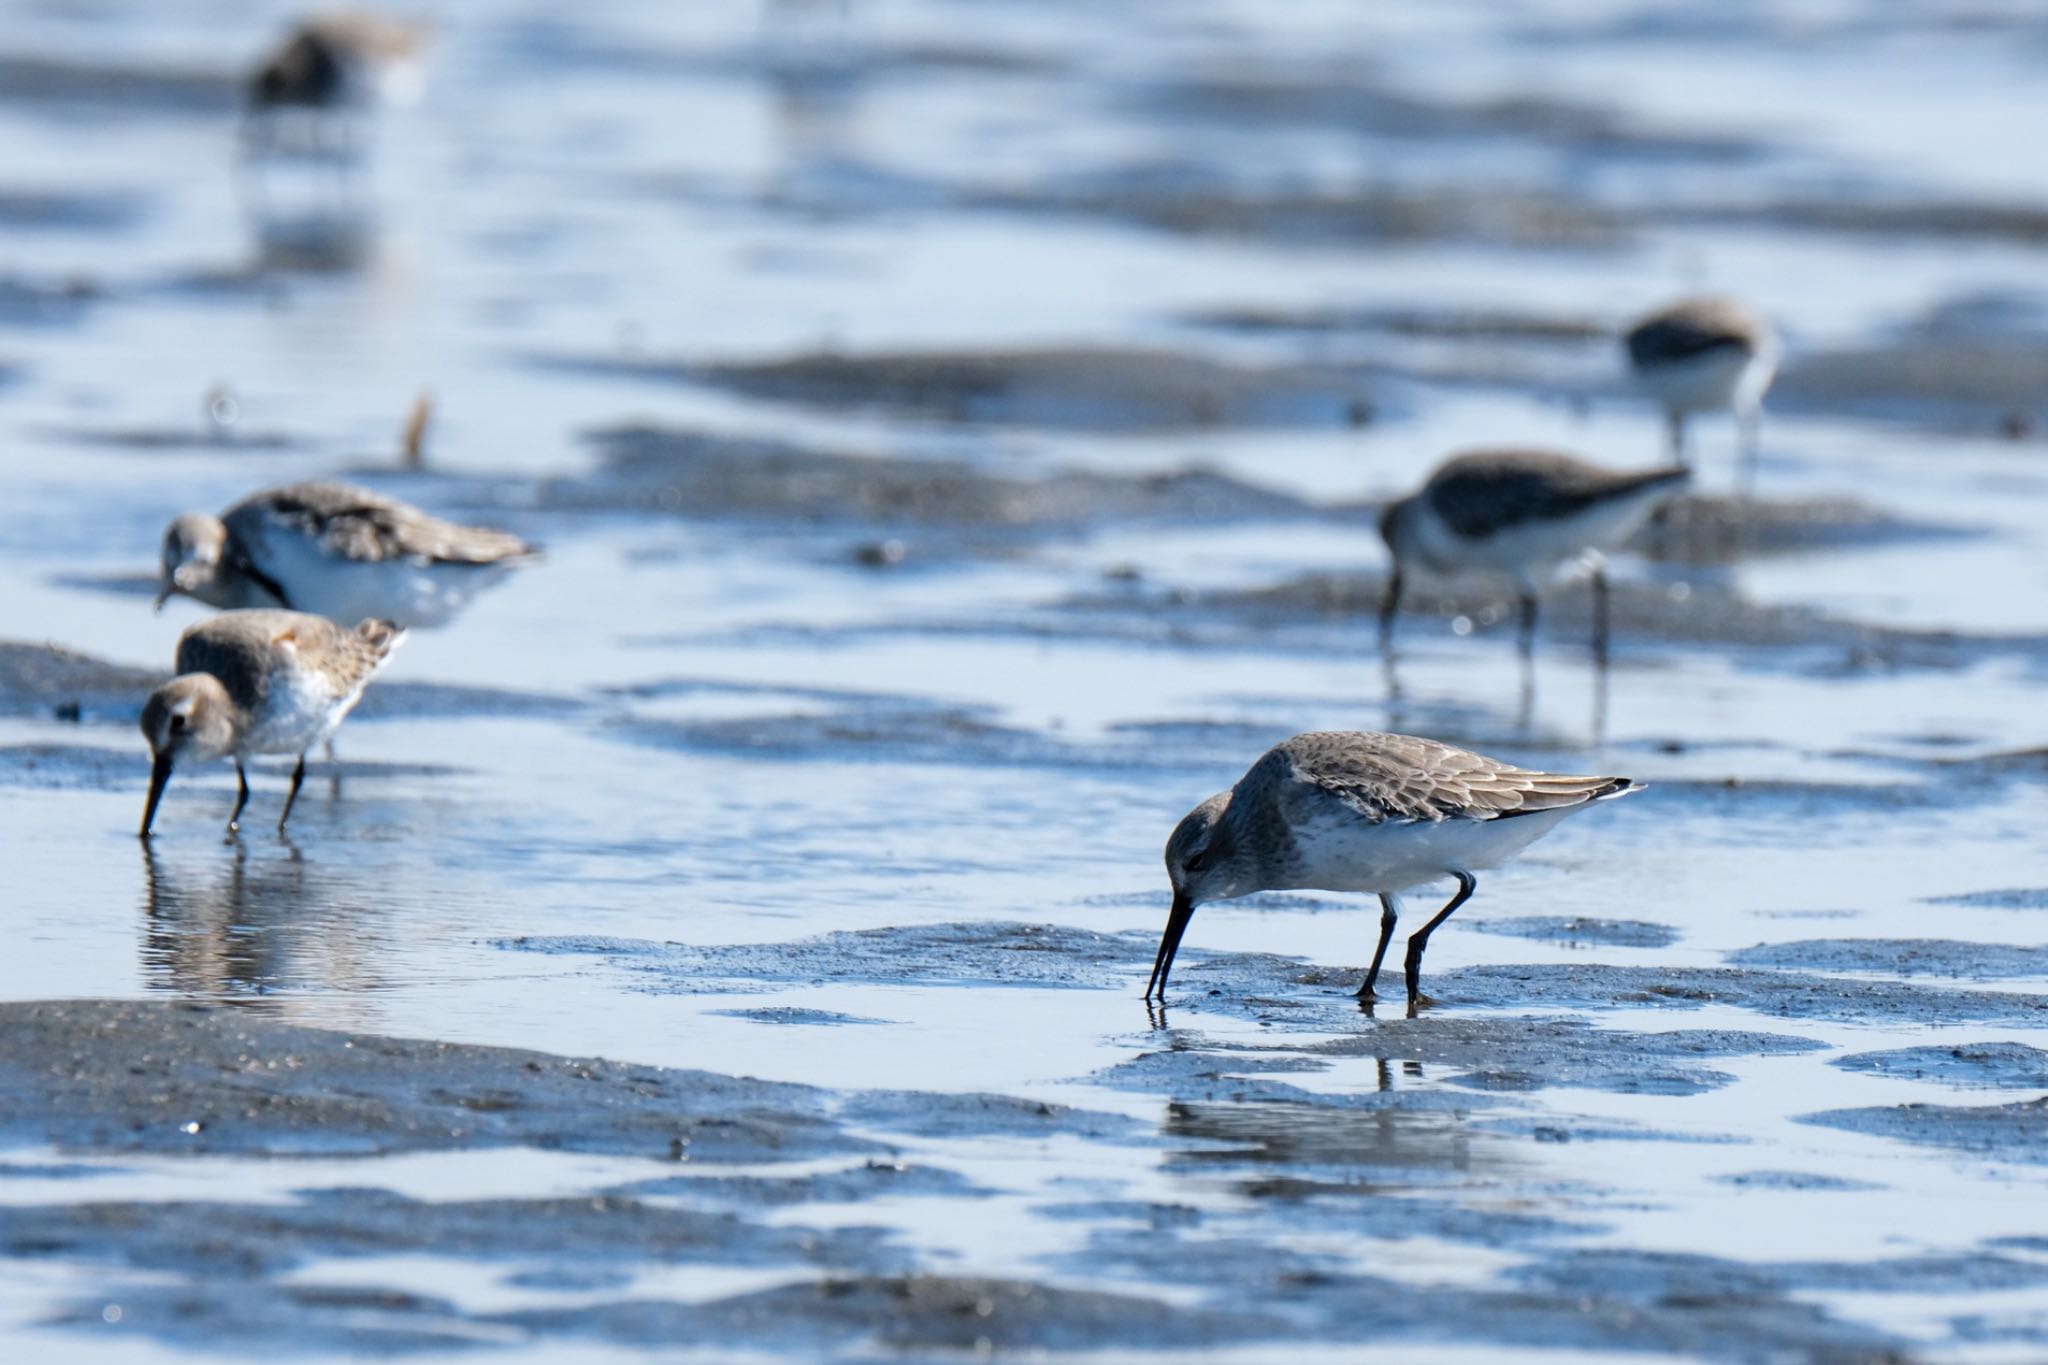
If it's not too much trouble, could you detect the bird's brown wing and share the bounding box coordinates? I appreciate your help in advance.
[1277,731,1632,825]
[1425,450,1688,540]
[230,481,536,566]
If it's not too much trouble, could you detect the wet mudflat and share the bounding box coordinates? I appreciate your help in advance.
[4,0,2048,1361]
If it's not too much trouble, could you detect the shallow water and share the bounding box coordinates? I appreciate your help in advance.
[4,0,2048,1359]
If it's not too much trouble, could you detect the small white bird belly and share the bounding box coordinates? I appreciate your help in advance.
[239,663,358,757]
[249,530,514,628]
[1414,488,1664,587]
[1636,347,1762,414]
[1274,807,1580,895]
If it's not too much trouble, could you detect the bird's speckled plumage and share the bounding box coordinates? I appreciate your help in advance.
[158,480,539,627]
[1409,449,1690,545]
[1150,731,1637,1001]
[171,609,403,725]
[138,609,405,838]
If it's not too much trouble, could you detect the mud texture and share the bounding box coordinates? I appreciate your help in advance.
[1803,1096,2048,1164]
[547,425,1336,538]
[0,999,860,1161]
[558,348,1378,431]
[1470,916,1680,948]
[1833,1043,2048,1090]
[1728,938,2048,979]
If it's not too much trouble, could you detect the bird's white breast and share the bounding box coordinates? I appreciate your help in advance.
[245,522,515,628]
[240,657,359,756]
[1635,346,1770,414]
[1277,805,1581,895]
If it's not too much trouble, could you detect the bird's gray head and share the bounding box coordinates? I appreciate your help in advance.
[140,674,238,767]
[1377,494,1421,569]
[138,674,239,837]
[155,513,230,612]
[1164,791,1244,908]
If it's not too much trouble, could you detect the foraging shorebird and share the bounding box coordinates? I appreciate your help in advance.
[243,11,429,159]
[1623,295,1779,480]
[1379,449,1688,658]
[140,610,405,838]
[1149,731,1636,1003]
[156,480,540,628]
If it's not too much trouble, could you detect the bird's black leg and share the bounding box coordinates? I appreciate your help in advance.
[1358,894,1398,998]
[1379,568,1405,652]
[1517,591,1539,657]
[278,754,308,834]
[1666,409,1689,468]
[227,762,251,835]
[1591,563,1611,668]
[1404,871,1478,1000]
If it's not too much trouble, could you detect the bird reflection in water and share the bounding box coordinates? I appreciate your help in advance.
[1164,1098,1506,1179]
[140,840,387,1005]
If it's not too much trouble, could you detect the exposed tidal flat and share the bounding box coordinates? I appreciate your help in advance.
[4,0,2048,1359]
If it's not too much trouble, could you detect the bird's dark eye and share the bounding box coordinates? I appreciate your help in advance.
[1184,849,1209,873]
[169,714,187,732]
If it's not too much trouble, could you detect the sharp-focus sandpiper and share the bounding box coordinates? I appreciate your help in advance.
[140,609,405,838]
[1150,731,1637,1003]
[156,480,539,628]
[1379,449,1688,658]
[1623,295,1779,480]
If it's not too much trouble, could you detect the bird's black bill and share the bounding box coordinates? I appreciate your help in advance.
[1144,890,1195,999]
[139,753,173,839]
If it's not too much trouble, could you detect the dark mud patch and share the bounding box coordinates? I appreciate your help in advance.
[1163,954,2048,1028]
[61,1273,1268,1357]
[0,271,106,327]
[0,191,143,234]
[607,696,1072,769]
[500,921,1151,993]
[548,425,1333,542]
[1136,65,1760,164]
[1834,1043,2048,1089]
[0,1187,903,1279]
[1187,301,1611,342]
[1470,916,1680,948]
[0,999,862,1162]
[1099,1017,1817,1097]
[1776,338,2048,432]
[0,743,148,791]
[1728,938,2048,980]
[1160,559,1984,662]
[1298,1017,1821,1096]
[615,1160,984,1207]
[1804,1096,2048,1164]
[1924,887,2048,911]
[1713,1169,1883,1191]
[0,641,160,722]
[709,1006,891,1026]
[973,173,1631,250]
[0,55,237,116]
[552,347,1378,431]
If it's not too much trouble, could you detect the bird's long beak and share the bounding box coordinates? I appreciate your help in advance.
[1145,889,1195,999]
[152,583,172,614]
[139,752,173,838]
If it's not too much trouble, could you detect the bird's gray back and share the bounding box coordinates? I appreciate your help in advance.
[1625,297,1765,368]
[1422,449,1686,540]
[227,481,533,566]
[174,610,381,708]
